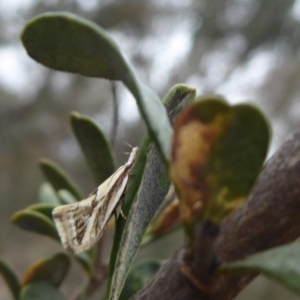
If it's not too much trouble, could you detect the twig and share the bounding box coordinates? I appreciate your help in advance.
[110,82,119,148]
[86,232,109,297]
[72,232,109,300]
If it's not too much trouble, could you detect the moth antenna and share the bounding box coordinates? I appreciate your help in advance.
[121,151,130,155]
[123,141,133,148]
[119,208,127,219]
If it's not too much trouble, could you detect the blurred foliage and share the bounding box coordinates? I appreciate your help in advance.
[223,241,300,296]
[1,1,300,299]
[119,260,161,300]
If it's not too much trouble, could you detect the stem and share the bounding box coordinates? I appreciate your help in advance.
[86,232,109,297]
[110,82,119,148]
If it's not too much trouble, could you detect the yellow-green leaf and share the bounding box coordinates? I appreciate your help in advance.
[170,97,270,238]
[22,253,70,287]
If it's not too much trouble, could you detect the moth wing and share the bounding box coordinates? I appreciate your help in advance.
[77,166,130,253]
[52,195,98,253]
[94,165,130,225]
[52,165,129,253]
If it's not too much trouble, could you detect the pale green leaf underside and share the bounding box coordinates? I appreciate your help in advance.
[106,85,196,300]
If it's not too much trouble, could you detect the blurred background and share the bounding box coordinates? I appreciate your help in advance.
[1,0,300,299]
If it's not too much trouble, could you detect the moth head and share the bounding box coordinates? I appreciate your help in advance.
[127,146,139,167]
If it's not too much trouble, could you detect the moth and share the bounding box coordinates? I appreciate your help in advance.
[52,147,138,254]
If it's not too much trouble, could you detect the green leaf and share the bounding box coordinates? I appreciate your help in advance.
[58,189,77,204]
[11,210,59,241]
[20,281,66,300]
[74,252,94,278]
[0,259,20,300]
[21,12,172,164]
[221,242,300,296]
[209,103,271,206]
[170,97,270,231]
[26,203,56,220]
[106,85,196,300]
[39,158,82,200]
[70,111,115,184]
[161,84,196,114]
[22,253,70,287]
[38,183,60,205]
[119,260,161,300]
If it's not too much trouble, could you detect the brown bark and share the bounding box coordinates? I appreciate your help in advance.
[132,129,300,300]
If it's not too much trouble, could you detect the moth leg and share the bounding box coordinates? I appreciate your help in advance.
[114,198,127,219]
[119,207,126,219]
